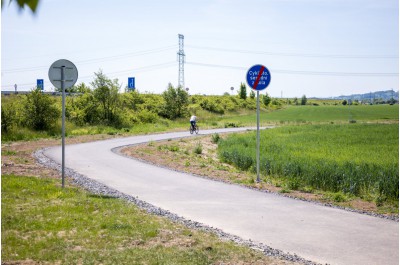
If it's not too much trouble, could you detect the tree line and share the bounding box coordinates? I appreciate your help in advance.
[2,71,276,138]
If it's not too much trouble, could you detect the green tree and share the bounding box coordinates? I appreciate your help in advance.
[238,83,247,100]
[293,97,298,105]
[74,82,91,93]
[301,95,307,105]
[161,83,189,119]
[263,92,271,106]
[91,70,121,126]
[55,82,90,93]
[23,88,60,130]
[342,100,348,105]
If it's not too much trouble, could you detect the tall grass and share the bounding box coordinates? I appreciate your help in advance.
[218,124,399,200]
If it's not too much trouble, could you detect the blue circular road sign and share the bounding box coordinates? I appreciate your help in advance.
[246,64,271,91]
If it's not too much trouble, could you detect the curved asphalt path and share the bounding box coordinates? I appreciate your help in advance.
[43,127,399,265]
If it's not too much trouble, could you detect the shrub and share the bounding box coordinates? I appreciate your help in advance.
[224,122,239,128]
[23,89,60,131]
[1,105,15,134]
[67,93,101,126]
[199,98,224,114]
[137,109,158,123]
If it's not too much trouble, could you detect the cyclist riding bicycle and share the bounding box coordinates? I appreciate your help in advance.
[190,115,197,130]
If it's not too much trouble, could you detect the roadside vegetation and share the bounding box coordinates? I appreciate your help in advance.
[2,70,399,263]
[1,71,270,142]
[6,70,382,142]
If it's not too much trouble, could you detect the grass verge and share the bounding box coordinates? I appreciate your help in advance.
[1,174,294,265]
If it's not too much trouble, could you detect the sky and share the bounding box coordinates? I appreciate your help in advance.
[1,0,399,98]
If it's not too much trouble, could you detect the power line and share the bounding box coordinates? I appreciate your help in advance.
[2,45,177,73]
[186,45,399,59]
[186,61,399,77]
[2,61,177,89]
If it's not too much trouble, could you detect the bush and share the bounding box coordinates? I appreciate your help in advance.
[67,93,101,126]
[137,109,158,123]
[224,122,239,128]
[1,105,15,134]
[199,98,224,114]
[23,89,60,131]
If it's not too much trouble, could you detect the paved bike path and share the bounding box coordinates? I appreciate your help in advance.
[43,128,399,265]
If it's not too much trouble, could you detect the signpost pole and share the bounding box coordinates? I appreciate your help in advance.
[256,90,260,183]
[61,66,65,188]
[246,64,271,184]
[49,59,78,189]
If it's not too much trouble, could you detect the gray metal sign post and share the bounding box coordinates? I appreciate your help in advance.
[48,59,78,188]
[246,65,271,183]
[256,90,260,181]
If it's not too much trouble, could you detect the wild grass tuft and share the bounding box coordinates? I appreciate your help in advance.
[193,142,203,155]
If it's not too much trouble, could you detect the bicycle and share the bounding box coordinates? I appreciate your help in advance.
[189,124,199,134]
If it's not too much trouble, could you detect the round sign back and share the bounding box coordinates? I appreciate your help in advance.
[246,64,271,91]
[48,59,78,89]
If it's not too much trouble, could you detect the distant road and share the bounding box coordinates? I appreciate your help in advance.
[43,127,399,265]
[1,91,82,96]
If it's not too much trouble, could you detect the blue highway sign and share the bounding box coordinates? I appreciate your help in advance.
[37,79,44,90]
[128,77,135,90]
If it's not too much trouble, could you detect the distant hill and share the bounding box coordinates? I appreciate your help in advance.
[332,90,398,101]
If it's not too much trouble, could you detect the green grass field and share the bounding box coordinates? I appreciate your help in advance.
[221,104,399,125]
[2,103,398,142]
[218,123,399,202]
